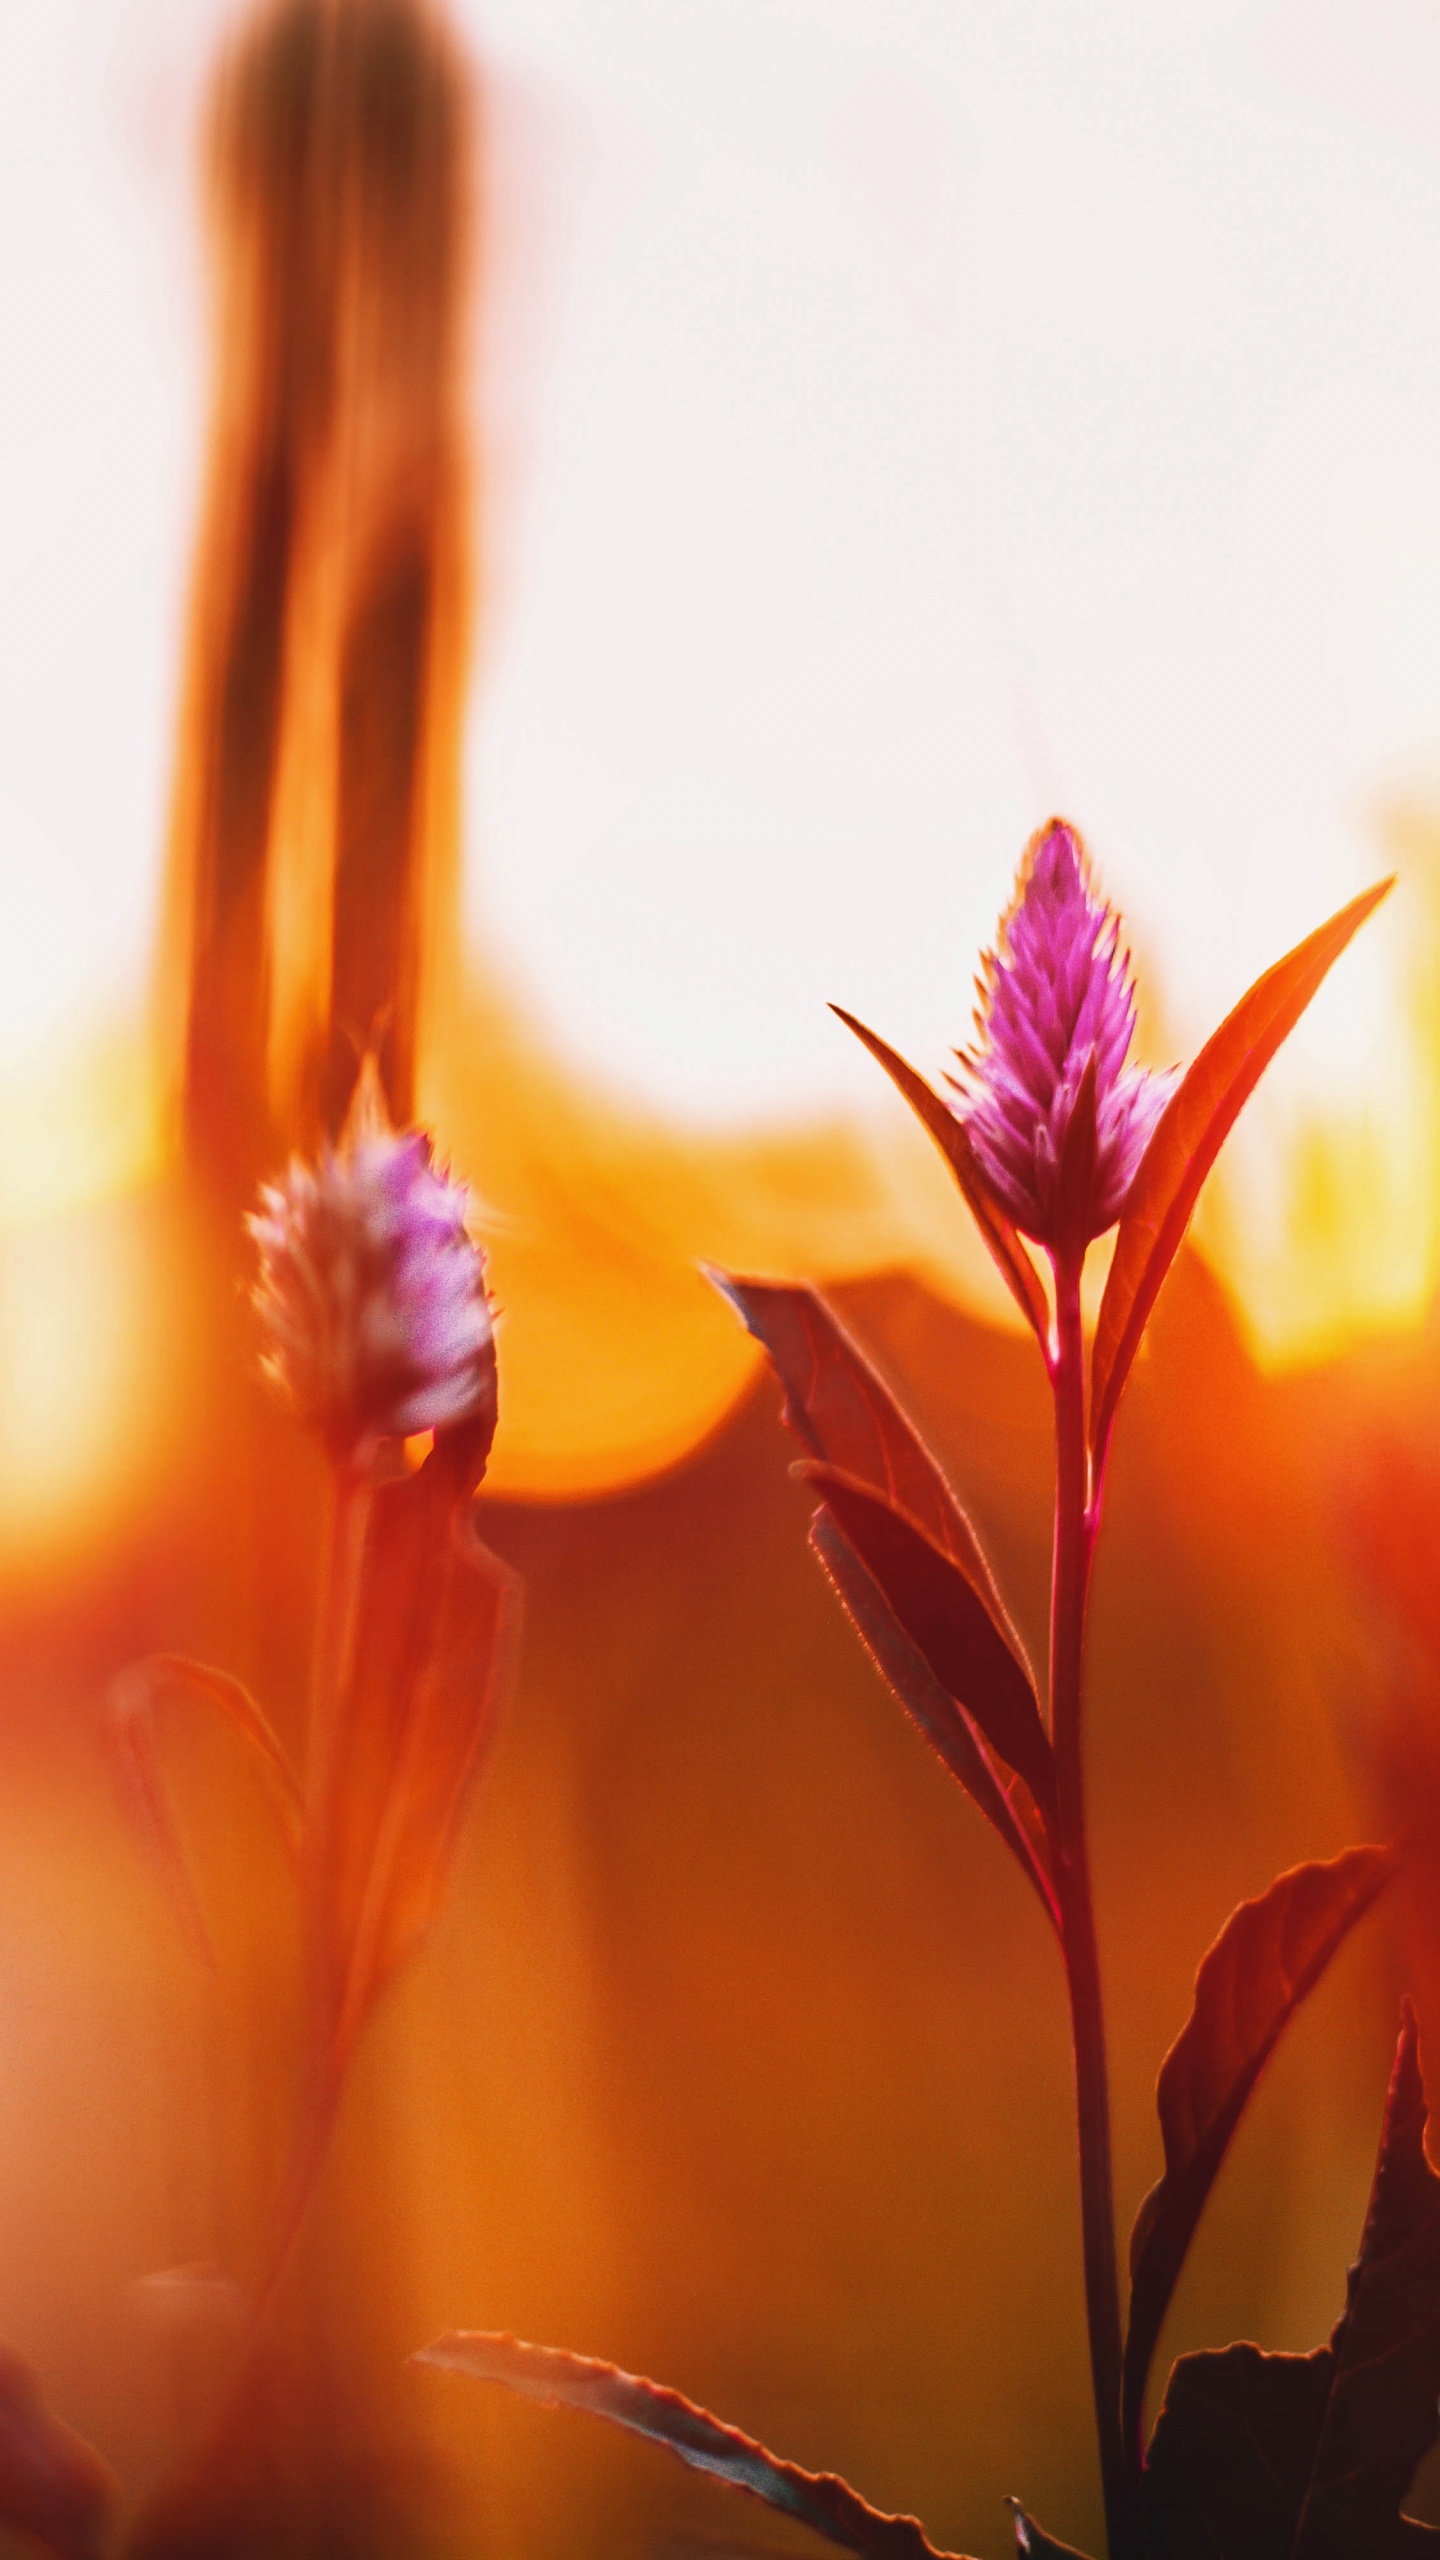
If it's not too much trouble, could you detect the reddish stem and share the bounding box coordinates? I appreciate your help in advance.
[1049,1250,1137,2558]
[305,1457,373,1824]
[209,1459,374,2443]
[252,1455,373,2328]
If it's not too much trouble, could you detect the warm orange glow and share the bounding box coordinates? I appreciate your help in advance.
[0,1186,185,1565]
[1194,818,1440,1371]
[4,13,1440,2558]
[0,1024,177,1564]
[0,0,1420,1541]
[2,881,1436,1542]
[0,1025,161,1232]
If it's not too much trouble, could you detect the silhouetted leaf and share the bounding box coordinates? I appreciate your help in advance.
[414,2333,974,2560]
[714,1273,1053,1914]
[1090,878,1392,1471]
[1006,2505,1094,2559]
[798,1466,1056,1826]
[311,1446,522,2069]
[1144,2006,1440,2557]
[829,1007,1050,1351]
[710,1274,1022,1648]
[0,2348,115,2560]
[107,1654,303,1966]
[1124,1843,1394,2453]
[811,1510,1057,1926]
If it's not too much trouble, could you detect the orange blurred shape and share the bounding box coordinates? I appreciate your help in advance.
[160,0,475,1197]
[8,0,1440,1548]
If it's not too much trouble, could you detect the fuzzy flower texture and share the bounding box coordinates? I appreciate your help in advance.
[956,820,1175,1252]
[250,1081,494,1459]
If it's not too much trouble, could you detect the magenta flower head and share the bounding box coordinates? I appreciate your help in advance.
[249,1067,496,1468]
[954,819,1176,1257]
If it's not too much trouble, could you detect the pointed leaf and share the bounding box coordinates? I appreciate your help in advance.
[107,1655,303,1965]
[415,2333,973,2560]
[1144,2006,1440,2557]
[1006,2505,1094,2559]
[798,1466,1055,1827]
[710,1274,1029,1662]
[0,2347,115,2560]
[1124,1843,1394,2453]
[311,1451,522,2068]
[714,1273,1052,1915]
[1091,879,1393,1469]
[829,1007,1050,1350]
[811,1510,1057,1928]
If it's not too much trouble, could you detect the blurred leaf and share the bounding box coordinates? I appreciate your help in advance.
[710,1275,1029,1665]
[1347,1434,1440,1662]
[1144,2005,1440,2557]
[107,1654,303,1966]
[414,2333,974,2560]
[828,1007,1050,1351]
[313,1446,522,2069]
[1124,1844,1394,2452]
[797,1466,1056,1827]
[811,1510,1057,1926]
[0,2347,115,2560]
[1090,877,1392,1471]
[1006,2505,1093,2558]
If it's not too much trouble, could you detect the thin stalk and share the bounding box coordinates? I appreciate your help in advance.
[255,1454,372,2321]
[1049,1252,1136,2558]
[215,1457,374,2431]
[305,1453,373,1828]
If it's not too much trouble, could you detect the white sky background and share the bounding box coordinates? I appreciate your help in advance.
[3,0,1440,1165]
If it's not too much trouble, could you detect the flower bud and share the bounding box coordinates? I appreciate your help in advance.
[249,1075,495,1464]
[955,819,1176,1253]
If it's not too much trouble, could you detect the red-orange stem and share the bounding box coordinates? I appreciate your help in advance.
[1049,1251,1137,2559]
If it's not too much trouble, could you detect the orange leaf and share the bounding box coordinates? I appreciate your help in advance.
[712,1276,1053,1913]
[1090,879,1392,1471]
[798,1465,1056,1827]
[712,1274,1028,1658]
[310,1450,521,2071]
[0,2349,114,2560]
[1124,1843,1395,2457]
[1143,2005,1440,2554]
[107,1655,302,1966]
[415,2332,973,2560]
[829,1007,1050,1351]
[811,1510,1057,1926]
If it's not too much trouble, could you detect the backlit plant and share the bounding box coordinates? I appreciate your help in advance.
[415,823,1439,2560]
[0,1070,521,2555]
[119,1063,520,2304]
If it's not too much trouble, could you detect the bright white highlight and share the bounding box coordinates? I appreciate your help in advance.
[2,0,1439,1337]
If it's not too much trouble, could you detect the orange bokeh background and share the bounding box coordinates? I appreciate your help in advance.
[0,4,1438,2555]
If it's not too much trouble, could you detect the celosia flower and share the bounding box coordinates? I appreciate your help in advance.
[250,1075,494,1460]
[955,819,1175,1252]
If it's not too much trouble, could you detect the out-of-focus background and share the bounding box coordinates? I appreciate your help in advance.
[1,1,1440,2553]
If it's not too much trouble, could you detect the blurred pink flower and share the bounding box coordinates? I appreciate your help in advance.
[250,1078,494,1460]
[955,819,1175,1252]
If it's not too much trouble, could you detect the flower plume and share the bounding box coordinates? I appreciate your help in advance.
[249,1066,495,1462]
[955,819,1175,1252]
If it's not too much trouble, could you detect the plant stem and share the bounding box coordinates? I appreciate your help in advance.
[305,1455,372,1825]
[301,1448,373,2065]
[223,1459,374,2411]
[254,1455,373,2311]
[1049,1252,1135,2558]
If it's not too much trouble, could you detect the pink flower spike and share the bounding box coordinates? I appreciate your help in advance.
[955,820,1175,1256]
[249,1067,495,1465]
